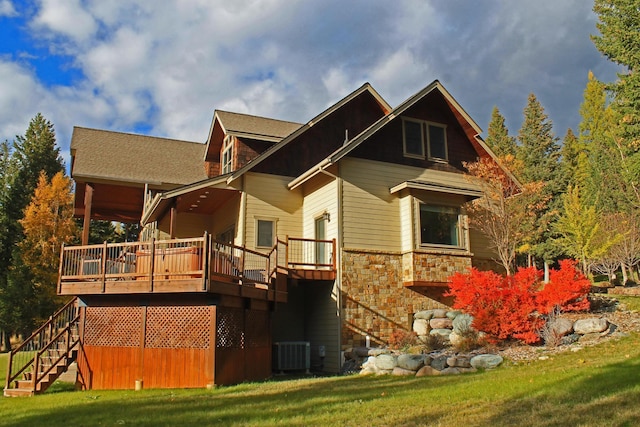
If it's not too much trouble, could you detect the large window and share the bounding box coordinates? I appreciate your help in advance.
[419,204,460,247]
[256,219,275,248]
[402,118,448,161]
[222,135,233,174]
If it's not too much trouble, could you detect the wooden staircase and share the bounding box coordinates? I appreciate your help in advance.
[4,298,80,397]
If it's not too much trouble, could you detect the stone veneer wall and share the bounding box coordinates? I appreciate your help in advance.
[402,251,472,283]
[341,249,471,349]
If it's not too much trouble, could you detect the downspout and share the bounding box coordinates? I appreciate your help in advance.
[336,162,344,369]
[240,174,247,247]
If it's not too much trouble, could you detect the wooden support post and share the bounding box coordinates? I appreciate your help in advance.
[169,203,177,239]
[149,238,156,292]
[101,241,108,293]
[81,183,94,246]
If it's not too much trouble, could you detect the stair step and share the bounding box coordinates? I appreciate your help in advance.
[4,388,34,397]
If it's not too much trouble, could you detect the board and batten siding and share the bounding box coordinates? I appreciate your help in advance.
[304,282,341,373]
[243,172,303,252]
[341,157,476,252]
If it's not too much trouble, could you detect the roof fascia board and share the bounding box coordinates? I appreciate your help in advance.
[389,180,483,198]
[226,83,390,185]
[204,111,226,161]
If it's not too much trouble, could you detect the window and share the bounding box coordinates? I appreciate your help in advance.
[403,119,424,158]
[256,219,275,248]
[402,118,448,161]
[419,204,460,246]
[427,124,447,160]
[222,135,233,174]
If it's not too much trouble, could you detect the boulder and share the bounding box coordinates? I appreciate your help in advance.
[578,332,602,344]
[446,310,462,320]
[430,328,452,339]
[452,314,474,334]
[374,354,397,371]
[359,366,377,375]
[440,367,462,375]
[430,355,448,371]
[470,354,503,370]
[397,354,425,371]
[430,318,453,329]
[414,310,435,320]
[368,348,391,357]
[415,366,443,377]
[574,318,609,334]
[413,318,430,336]
[447,355,472,368]
[548,318,574,336]
[560,333,580,345]
[392,367,416,376]
[432,309,448,318]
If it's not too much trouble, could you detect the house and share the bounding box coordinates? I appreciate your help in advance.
[5,80,511,395]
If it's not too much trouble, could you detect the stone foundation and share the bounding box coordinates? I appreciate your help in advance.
[341,249,471,349]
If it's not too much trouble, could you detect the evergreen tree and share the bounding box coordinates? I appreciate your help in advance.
[485,106,517,159]
[0,114,64,347]
[592,0,640,205]
[516,94,563,273]
[559,128,587,188]
[578,71,629,211]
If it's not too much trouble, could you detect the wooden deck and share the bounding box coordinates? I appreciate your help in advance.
[57,235,336,302]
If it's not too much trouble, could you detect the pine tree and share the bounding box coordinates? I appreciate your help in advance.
[516,94,563,272]
[592,0,640,205]
[485,106,517,159]
[0,114,64,347]
[578,71,629,211]
[559,128,587,188]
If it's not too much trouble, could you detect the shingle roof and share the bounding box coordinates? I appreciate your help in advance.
[215,110,302,141]
[70,127,208,186]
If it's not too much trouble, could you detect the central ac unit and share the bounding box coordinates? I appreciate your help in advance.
[273,341,310,373]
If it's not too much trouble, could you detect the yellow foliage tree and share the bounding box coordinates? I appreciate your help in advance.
[19,171,77,290]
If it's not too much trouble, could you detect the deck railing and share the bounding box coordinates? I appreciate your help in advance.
[5,298,79,394]
[58,234,336,293]
[286,237,336,271]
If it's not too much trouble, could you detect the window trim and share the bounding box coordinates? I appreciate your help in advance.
[416,201,463,249]
[402,118,425,159]
[402,117,448,162]
[425,121,448,162]
[222,135,234,174]
[255,217,276,248]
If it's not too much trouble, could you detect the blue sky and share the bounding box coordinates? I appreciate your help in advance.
[0,0,621,168]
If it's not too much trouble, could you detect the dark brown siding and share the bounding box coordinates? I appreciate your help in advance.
[253,90,387,177]
[349,91,480,173]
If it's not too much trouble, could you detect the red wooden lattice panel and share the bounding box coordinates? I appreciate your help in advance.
[145,306,211,349]
[84,306,143,347]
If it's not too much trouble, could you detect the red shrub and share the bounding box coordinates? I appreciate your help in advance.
[446,260,590,344]
[537,259,591,313]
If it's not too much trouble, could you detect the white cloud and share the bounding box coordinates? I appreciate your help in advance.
[32,0,97,43]
[0,0,17,17]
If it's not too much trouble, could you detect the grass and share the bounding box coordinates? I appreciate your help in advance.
[1,333,639,427]
[615,295,640,312]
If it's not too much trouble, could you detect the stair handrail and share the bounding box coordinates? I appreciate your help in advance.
[5,297,79,392]
[32,312,81,393]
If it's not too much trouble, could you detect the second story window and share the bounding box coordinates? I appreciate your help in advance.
[402,118,448,161]
[222,135,234,174]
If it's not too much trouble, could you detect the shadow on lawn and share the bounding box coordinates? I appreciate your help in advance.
[487,356,640,426]
[5,375,453,427]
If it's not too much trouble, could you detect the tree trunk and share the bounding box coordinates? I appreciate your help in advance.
[544,261,550,283]
[621,264,629,286]
[2,329,11,352]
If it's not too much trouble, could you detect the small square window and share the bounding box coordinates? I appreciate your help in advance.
[256,219,275,248]
[403,119,424,158]
[419,204,459,246]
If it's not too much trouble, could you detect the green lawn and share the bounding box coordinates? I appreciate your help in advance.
[1,332,639,427]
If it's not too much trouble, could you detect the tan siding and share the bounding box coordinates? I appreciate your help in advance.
[399,191,414,252]
[244,172,303,252]
[469,227,496,260]
[302,176,338,240]
[304,282,341,373]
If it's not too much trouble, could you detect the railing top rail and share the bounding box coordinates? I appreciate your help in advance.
[287,237,334,244]
[36,314,81,357]
[9,297,77,356]
[211,239,270,259]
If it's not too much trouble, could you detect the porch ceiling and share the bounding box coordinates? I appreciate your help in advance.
[174,187,238,215]
[74,182,144,222]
